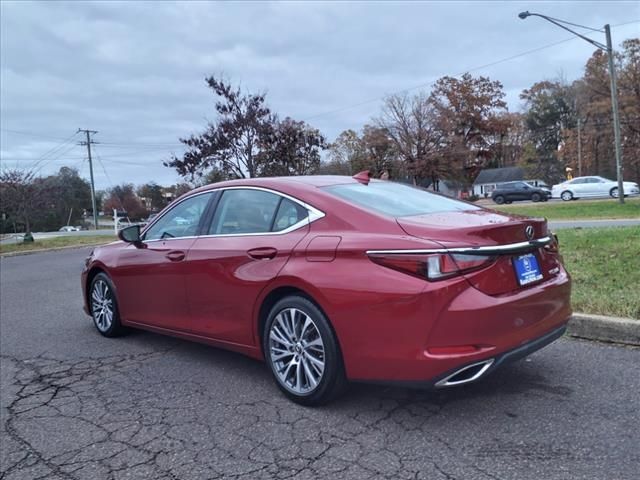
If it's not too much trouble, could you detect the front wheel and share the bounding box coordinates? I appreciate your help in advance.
[89,273,126,337]
[531,193,541,202]
[263,296,347,406]
[610,187,619,198]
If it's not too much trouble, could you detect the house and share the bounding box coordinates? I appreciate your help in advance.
[416,179,465,198]
[472,167,547,197]
[396,177,465,198]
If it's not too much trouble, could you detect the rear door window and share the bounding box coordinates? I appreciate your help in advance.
[209,189,280,235]
[208,189,309,235]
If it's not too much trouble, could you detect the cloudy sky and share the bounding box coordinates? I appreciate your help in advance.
[1,0,638,190]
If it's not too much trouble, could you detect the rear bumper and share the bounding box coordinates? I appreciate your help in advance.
[341,266,571,383]
[431,324,566,388]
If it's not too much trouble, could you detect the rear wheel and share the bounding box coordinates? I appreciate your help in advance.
[561,191,573,201]
[263,296,347,406]
[493,195,505,205]
[531,193,541,202]
[89,273,126,337]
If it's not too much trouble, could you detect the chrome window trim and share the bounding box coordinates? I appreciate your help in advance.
[141,185,325,244]
[366,236,552,256]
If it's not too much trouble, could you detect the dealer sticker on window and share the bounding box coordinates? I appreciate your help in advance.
[513,253,543,286]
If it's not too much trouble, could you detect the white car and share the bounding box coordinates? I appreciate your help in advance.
[551,176,640,201]
[58,226,80,232]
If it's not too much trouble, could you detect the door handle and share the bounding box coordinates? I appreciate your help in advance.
[247,247,277,260]
[166,250,186,262]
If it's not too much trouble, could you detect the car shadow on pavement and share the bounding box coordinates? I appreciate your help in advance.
[106,326,574,410]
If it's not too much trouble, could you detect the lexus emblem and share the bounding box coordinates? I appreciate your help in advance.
[525,225,534,240]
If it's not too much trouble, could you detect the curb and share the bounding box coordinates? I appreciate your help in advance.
[567,313,640,346]
[0,241,111,258]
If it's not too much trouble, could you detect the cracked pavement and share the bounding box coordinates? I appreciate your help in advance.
[1,248,639,479]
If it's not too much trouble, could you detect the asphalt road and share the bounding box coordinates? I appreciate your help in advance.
[1,249,639,480]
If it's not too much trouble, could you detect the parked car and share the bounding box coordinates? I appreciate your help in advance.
[551,176,640,201]
[82,176,571,405]
[59,226,80,232]
[491,181,551,204]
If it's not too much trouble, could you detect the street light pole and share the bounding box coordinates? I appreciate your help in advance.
[518,11,625,204]
[605,24,625,204]
[577,117,582,177]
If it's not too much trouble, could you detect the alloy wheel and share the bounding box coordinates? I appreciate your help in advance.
[91,279,114,332]
[268,307,325,395]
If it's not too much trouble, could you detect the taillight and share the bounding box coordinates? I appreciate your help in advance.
[544,234,559,253]
[368,253,495,281]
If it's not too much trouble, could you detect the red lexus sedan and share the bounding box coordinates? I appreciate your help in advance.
[82,174,571,405]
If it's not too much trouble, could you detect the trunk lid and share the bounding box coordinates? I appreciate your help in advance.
[397,209,548,246]
[397,209,558,295]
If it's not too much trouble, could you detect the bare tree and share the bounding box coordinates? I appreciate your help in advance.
[0,169,56,234]
[377,92,445,186]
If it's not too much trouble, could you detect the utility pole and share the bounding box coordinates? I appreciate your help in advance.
[605,24,625,204]
[577,118,582,177]
[78,129,99,229]
[518,12,625,204]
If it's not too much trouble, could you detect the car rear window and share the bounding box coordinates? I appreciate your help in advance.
[324,181,479,217]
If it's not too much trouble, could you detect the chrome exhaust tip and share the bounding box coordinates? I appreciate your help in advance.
[435,359,495,388]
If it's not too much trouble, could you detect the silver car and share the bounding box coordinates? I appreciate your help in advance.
[551,176,640,201]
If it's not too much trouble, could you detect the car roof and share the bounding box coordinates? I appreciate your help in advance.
[187,175,369,198]
[203,175,358,189]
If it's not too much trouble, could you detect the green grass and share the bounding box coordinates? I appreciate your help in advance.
[558,226,640,319]
[493,197,640,220]
[0,235,114,255]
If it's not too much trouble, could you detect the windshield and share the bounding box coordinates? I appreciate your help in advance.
[324,181,478,217]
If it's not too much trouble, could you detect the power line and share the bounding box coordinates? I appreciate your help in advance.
[93,147,131,218]
[30,141,80,176]
[27,132,79,174]
[542,15,604,33]
[304,20,640,122]
[1,129,74,141]
[2,128,183,147]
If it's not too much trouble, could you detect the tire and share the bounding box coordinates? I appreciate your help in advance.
[531,193,541,202]
[560,191,573,201]
[263,295,347,406]
[89,272,126,337]
[493,195,505,205]
[610,187,619,198]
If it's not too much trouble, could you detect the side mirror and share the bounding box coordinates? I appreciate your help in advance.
[118,224,142,245]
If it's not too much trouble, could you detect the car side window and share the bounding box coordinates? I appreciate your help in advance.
[272,198,308,232]
[143,193,213,241]
[209,189,281,235]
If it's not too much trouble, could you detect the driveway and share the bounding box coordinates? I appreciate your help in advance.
[1,249,639,479]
